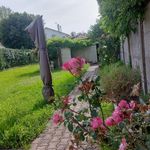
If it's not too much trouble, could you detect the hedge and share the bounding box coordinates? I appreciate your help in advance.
[0,48,37,70]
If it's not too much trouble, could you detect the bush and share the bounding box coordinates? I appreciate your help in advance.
[0,48,37,70]
[100,62,141,102]
[53,58,150,150]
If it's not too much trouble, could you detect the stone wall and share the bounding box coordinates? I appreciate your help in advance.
[71,45,98,63]
[61,48,71,65]
[121,3,150,93]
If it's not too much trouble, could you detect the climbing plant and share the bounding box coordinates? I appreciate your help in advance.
[47,37,92,67]
[97,0,149,37]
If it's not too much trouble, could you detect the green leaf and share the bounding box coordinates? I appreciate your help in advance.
[68,123,73,132]
[90,132,97,140]
[79,133,85,141]
[91,109,98,117]
[64,111,73,119]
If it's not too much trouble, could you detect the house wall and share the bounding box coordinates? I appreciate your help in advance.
[71,45,98,63]
[45,28,68,40]
[121,2,150,93]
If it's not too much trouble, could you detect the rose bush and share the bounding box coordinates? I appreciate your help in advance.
[52,57,150,150]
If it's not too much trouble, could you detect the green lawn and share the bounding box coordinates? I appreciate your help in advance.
[0,64,77,149]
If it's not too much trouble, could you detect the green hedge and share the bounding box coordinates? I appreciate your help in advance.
[0,48,37,70]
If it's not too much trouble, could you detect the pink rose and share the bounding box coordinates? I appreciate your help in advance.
[62,62,71,71]
[53,113,63,125]
[118,100,129,109]
[76,57,85,68]
[119,137,128,150]
[129,101,137,110]
[63,96,71,105]
[62,57,86,76]
[112,110,123,124]
[91,117,103,129]
[105,117,116,126]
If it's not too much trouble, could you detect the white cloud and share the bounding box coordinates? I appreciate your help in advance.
[0,0,99,34]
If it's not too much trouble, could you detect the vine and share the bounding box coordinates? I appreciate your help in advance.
[97,0,150,37]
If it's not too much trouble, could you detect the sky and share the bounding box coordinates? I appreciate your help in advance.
[0,0,99,34]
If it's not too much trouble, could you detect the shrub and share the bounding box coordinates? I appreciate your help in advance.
[0,48,37,70]
[52,58,150,150]
[100,62,141,102]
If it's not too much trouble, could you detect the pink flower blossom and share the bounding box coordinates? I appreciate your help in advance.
[63,96,71,105]
[62,62,71,71]
[62,57,86,76]
[91,117,103,129]
[105,100,135,127]
[53,113,63,125]
[118,100,129,109]
[76,57,85,68]
[129,101,137,110]
[119,137,128,150]
[105,117,116,126]
[112,110,123,124]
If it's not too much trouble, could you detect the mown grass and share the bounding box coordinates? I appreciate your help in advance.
[0,64,77,149]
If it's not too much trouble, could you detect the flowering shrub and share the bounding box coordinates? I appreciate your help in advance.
[52,58,150,150]
[62,57,86,76]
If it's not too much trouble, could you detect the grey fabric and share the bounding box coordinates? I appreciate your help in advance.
[25,16,54,101]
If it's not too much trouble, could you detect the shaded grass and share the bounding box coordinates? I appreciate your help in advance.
[101,102,114,119]
[99,102,114,150]
[0,64,77,149]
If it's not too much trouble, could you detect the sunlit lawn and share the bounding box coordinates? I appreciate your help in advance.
[0,64,76,149]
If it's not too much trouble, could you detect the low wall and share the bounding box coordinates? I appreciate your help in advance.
[61,48,71,64]
[71,45,98,63]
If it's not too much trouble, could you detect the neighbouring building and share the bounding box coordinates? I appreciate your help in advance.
[0,43,5,48]
[44,27,70,40]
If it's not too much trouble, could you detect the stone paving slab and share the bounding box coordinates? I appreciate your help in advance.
[30,65,100,150]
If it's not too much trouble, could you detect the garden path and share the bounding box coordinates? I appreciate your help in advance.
[30,65,100,150]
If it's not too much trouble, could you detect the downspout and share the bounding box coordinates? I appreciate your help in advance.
[127,35,132,68]
[140,20,148,94]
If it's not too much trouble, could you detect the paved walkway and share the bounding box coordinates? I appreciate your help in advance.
[30,65,100,150]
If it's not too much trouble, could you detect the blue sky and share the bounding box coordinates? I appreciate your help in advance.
[0,0,99,34]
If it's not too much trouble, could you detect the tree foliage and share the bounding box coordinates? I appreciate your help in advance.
[0,12,35,49]
[0,6,12,21]
[88,21,120,66]
[97,0,149,37]
[87,21,104,41]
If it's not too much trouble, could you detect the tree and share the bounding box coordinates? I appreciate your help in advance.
[0,12,35,49]
[0,6,12,41]
[0,6,12,21]
[88,21,120,66]
[87,21,104,41]
[97,0,149,37]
